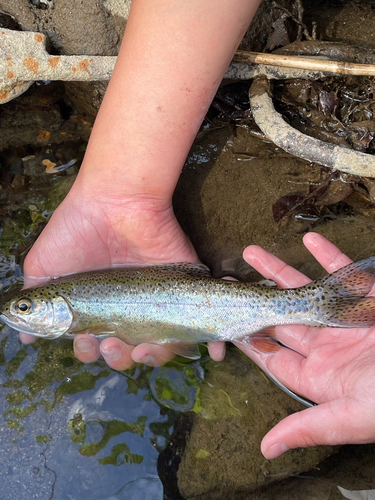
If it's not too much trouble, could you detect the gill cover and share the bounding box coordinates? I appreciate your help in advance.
[2,295,73,338]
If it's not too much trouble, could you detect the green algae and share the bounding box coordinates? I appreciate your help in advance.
[69,413,87,444]
[54,368,111,405]
[0,336,8,366]
[78,415,147,457]
[6,389,28,405]
[5,347,28,377]
[195,449,210,459]
[99,443,143,466]
[6,419,20,429]
[36,434,52,444]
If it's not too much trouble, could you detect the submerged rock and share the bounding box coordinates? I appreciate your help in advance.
[177,349,334,499]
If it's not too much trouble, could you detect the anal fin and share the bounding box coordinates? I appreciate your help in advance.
[239,328,316,407]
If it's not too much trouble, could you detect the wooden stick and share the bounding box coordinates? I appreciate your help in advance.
[234,50,375,76]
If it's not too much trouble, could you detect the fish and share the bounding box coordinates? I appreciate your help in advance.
[1,259,375,406]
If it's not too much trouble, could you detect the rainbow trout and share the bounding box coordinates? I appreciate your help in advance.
[2,259,375,357]
[2,258,375,407]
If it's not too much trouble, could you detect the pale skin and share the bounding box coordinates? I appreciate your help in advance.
[20,0,375,458]
[23,0,262,367]
[239,232,375,459]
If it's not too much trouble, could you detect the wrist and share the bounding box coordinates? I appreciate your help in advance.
[70,164,173,215]
[74,145,176,206]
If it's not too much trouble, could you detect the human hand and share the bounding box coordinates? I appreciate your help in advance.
[18,0,262,371]
[22,182,225,369]
[238,232,375,459]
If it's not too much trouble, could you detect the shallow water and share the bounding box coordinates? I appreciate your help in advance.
[0,327,159,499]
[0,318,206,499]
[3,1,375,498]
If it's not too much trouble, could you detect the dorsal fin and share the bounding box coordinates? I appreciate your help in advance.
[159,263,212,278]
[110,262,212,278]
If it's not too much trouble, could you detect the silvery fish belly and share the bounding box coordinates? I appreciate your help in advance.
[1,259,375,360]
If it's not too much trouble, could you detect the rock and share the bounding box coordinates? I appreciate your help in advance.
[0,0,295,118]
[0,0,128,117]
[177,349,335,499]
[174,124,375,282]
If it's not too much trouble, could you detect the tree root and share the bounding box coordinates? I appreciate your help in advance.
[249,77,375,178]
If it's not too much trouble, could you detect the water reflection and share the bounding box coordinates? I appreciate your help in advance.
[0,321,201,499]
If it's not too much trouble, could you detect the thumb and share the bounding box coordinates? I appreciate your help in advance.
[261,398,368,459]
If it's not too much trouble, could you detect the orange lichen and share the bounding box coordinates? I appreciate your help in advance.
[6,71,14,79]
[23,57,39,73]
[0,90,9,100]
[48,57,60,68]
[37,130,51,142]
[78,59,91,71]
[34,34,44,43]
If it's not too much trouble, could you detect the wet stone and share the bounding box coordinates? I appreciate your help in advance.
[177,349,334,499]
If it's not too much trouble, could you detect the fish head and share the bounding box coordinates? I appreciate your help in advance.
[0,283,73,338]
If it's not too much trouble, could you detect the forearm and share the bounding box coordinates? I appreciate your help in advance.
[76,0,262,201]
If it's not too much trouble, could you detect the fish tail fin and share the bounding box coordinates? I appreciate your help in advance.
[318,257,375,327]
[324,297,375,327]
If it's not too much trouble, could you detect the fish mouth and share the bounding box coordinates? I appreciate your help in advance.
[0,313,64,338]
[0,312,40,336]
[0,311,54,337]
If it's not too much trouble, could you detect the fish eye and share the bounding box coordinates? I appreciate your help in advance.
[16,299,32,314]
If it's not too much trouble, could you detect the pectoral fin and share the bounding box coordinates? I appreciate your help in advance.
[65,324,120,339]
[166,343,201,360]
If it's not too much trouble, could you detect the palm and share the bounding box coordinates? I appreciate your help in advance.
[24,191,198,283]
[239,232,375,458]
[22,189,202,368]
[289,325,375,404]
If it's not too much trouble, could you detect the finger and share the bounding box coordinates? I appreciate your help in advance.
[23,274,51,289]
[74,334,101,363]
[99,337,135,370]
[303,232,352,272]
[261,398,372,459]
[131,343,175,367]
[208,341,226,361]
[236,341,311,399]
[243,245,311,288]
[20,332,36,344]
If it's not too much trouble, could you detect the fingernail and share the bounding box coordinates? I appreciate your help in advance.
[100,345,121,361]
[264,442,289,459]
[76,338,94,353]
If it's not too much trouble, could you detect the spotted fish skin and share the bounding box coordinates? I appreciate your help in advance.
[1,259,375,351]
